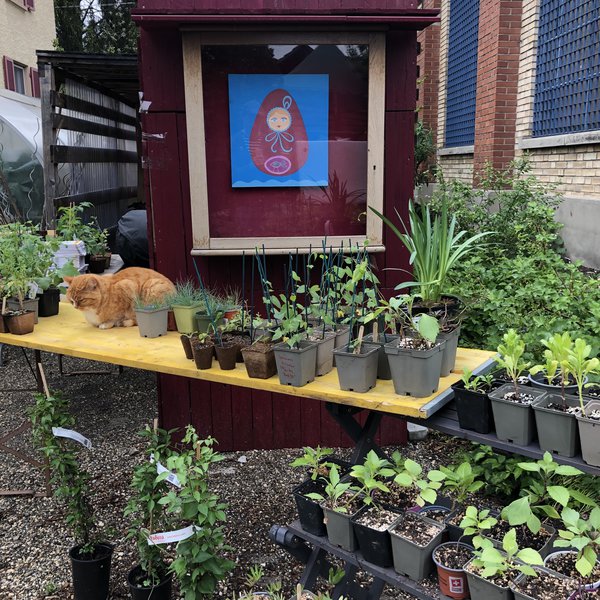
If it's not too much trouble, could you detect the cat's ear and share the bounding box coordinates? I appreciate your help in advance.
[84,277,99,290]
[63,276,74,284]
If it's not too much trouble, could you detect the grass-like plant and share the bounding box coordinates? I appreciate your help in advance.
[170,280,204,307]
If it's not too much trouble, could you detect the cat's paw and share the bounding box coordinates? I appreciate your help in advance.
[122,319,136,327]
[99,322,114,330]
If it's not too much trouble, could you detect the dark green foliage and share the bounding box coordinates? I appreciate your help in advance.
[430,158,600,357]
[415,121,436,185]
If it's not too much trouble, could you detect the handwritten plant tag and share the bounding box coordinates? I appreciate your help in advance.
[150,454,181,488]
[148,524,199,546]
[52,427,92,450]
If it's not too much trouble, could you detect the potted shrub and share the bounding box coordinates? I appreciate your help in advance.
[305,464,363,552]
[36,260,79,318]
[452,368,497,434]
[464,528,544,600]
[333,326,379,393]
[134,296,170,338]
[571,341,600,467]
[30,388,113,600]
[124,426,174,600]
[389,512,446,581]
[270,291,317,387]
[488,330,545,446]
[383,294,446,397]
[82,221,109,274]
[170,280,205,334]
[530,334,586,458]
[349,450,400,567]
[158,426,235,597]
[55,201,92,270]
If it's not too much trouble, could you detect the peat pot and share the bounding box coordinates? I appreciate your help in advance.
[214,342,238,370]
[273,341,318,387]
[191,340,214,370]
[5,310,35,335]
[432,542,474,600]
[532,393,583,458]
[438,325,461,377]
[7,297,39,323]
[180,334,194,360]
[384,339,446,397]
[37,287,61,317]
[242,343,277,379]
[577,400,600,467]
[488,383,546,446]
[69,543,113,600]
[333,343,379,393]
[135,307,169,338]
[451,380,495,434]
[127,565,172,600]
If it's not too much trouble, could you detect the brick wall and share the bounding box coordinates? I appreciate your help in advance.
[472,0,522,177]
[438,154,473,183]
[417,0,440,142]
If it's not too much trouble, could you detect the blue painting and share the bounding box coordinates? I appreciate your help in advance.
[228,74,329,187]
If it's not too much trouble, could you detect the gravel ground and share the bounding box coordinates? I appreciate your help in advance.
[0,344,469,600]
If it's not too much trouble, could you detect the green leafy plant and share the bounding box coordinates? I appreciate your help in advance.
[56,201,94,241]
[124,425,175,587]
[567,337,600,412]
[380,294,440,347]
[529,333,574,406]
[494,329,530,397]
[81,218,109,257]
[306,464,359,513]
[393,457,445,507]
[469,528,544,579]
[439,462,484,510]
[29,390,97,554]
[461,368,494,392]
[370,200,491,304]
[349,450,396,508]
[554,506,600,578]
[35,260,79,292]
[159,426,234,599]
[290,446,335,481]
[268,277,311,349]
[460,506,498,548]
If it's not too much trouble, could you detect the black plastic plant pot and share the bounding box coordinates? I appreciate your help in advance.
[273,341,318,387]
[293,480,327,536]
[69,543,113,600]
[363,333,399,380]
[37,287,60,317]
[488,383,546,446]
[351,505,402,568]
[389,513,446,581]
[88,256,106,274]
[532,393,583,458]
[127,565,172,600]
[452,380,495,434]
[438,325,461,377]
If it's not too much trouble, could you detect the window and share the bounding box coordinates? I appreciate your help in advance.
[533,0,600,137]
[13,64,25,94]
[6,0,35,10]
[445,0,480,147]
[182,32,386,255]
[3,57,37,96]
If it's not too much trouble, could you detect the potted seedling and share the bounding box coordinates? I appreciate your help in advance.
[35,260,79,318]
[383,294,445,397]
[388,455,446,512]
[464,528,544,600]
[349,451,401,568]
[55,202,91,269]
[30,386,112,600]
[190,333,214,370]
[488,330,545,446]
[124,425,174,600]
[242,334,277,379]
[170,280,205,334]
[452,368,497,434]
[159,426,234,597]
[134,296,170,338]
[195,290,225,335]
[572,340,600,467]
[83,220,109,274]
[333,325,380,393]
[529,333,584,457]
[305,464,363,552]
[217,309,250,367]
[270,288,316,387]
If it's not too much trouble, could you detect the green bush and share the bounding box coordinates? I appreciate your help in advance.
[429,158,600,357]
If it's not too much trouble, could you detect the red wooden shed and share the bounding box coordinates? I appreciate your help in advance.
[132,1,439,451]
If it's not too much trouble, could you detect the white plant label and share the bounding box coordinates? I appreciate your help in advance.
[148,524,198,546]
[150,454,181,488]
[52,427,92,450]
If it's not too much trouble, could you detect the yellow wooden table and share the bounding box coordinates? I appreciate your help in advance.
[0,302,496,419]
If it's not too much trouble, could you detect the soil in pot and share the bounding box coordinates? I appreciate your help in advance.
[433,542,473,600]
[352,506,401,567]
[214,341,238,370]
[512,569,577,600]
[418,506,452,524]
[584,384,600,399]
[392,511,444,547]
[242,342,277,379]
[191,339,214,370]
[487,520,554,556]
[128,564,172,600]
[545,551,600,585]
[69,543,113,600]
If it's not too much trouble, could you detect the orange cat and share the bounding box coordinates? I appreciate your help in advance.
[65,267,175,329]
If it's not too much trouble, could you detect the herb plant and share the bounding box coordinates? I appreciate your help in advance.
[554,506,600,578]
[349,450,396,508]
[306,464,359,513]
[56,201,94,241]
[439,462,484,510]
[494,329,530,397]
[393,457,445,507]
[290,446,335,481]
[461,368,494,392]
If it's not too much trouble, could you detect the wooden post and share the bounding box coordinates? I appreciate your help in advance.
[38,60,57,230]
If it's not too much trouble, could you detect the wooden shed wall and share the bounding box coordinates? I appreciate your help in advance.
[138,22,418,451]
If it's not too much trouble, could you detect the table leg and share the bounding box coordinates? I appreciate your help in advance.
[325,404,387,464]
[57,354,123,377]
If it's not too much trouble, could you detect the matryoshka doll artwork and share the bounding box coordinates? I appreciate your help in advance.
[249,89,309,177]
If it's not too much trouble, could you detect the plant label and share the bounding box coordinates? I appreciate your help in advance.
[150,454,181,488]
[147,524,199,546]
[448,576,464,594]
[52,427,92,450]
